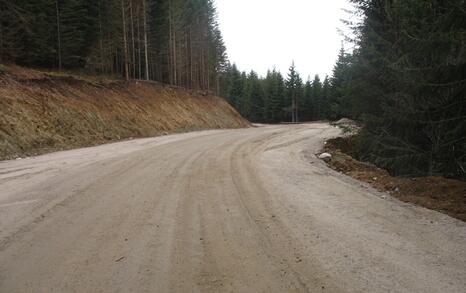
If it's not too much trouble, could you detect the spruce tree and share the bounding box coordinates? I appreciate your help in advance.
[321,76,331,119]
[226,64,243,109]
[59,0,99,67]
[264,69,285,123]
[302,78,313,121]
[311,75,322,120]
[285,62,303,123]
[246,71,265,122]
[343,0,466,179]
[237,71,250,117]
[329,46,354,120]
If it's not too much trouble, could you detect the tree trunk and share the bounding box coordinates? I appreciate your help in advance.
[98,0,104,73]
[130,0,136,78]
[173,30,177,85]
[0,12,3,63]
[206,46,210,92]
[189,27,193,88]
[296,96,299,122]
[121,0,129,80]
[136,5,141,79]
[142,0,149,80]
[168,0,173,84]
[56,0,62,70]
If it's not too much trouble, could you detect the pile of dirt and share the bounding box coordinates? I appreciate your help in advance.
[0,65,249,160]
[324,136,357,156]
[324,136,466,222]
[331,118,361,134]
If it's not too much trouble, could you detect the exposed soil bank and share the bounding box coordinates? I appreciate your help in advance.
[0,65,248,160]
[324,136,466,222]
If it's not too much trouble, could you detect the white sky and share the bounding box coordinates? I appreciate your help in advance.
[215,0,353,80]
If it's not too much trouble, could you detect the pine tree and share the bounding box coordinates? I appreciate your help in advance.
[59,0,99,67]
[329,46,354,120]
[321,76,331,119]
[226,64,244,110]
[264,69,285,123]
[311,75,322,120]
[302,78,313,121]
[245,71,265,122]
[236,71,250,117]
[285,62,303,123]
[343,0,466,179]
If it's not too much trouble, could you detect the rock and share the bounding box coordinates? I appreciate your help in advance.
[318,153,332,162]
[335,118,355,125]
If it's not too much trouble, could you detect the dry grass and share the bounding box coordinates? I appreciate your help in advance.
[0,65,249,159]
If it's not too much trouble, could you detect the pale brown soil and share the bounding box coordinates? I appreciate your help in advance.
[0,64,249,160]
[1,123,465,292]
[324,136,466,222]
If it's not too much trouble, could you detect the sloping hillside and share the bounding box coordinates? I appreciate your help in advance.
[0,65,249,160]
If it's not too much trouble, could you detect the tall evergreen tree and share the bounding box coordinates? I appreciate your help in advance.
[226,64,243,109]
[340,0,466,179]
[311,75,322,120]
[301,78,313,121]
[245,70,265,122]
[329,46,354,120]
[321,75,331,119]
[59,0,99,67]
[236,71,249,117]
[264,69,286,123]
[285,62,303,123]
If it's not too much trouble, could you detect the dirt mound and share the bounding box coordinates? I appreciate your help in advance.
[324,136,466,222]
[331,118,360,134]
[324,136,357,156]
[0,65,249,160]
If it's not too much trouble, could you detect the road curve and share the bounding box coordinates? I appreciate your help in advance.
[0,123,465,293]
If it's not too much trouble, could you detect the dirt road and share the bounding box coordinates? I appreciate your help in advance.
[1,123,465,293]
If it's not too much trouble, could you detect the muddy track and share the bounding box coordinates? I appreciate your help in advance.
[0,123,465,292]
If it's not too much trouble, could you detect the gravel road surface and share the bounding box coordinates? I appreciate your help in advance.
[0,123,465,292]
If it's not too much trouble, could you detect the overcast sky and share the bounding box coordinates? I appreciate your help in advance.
[215,0,353,80]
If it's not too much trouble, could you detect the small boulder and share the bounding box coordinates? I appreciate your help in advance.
[318,152,332,162]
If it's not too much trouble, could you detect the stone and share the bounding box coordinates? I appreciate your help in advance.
[318,153,332,162]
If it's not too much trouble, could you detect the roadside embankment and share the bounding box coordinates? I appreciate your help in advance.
[0,65,249,160]
[323,135,466,222]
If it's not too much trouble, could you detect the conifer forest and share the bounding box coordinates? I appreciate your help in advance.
[0,0,228,91]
